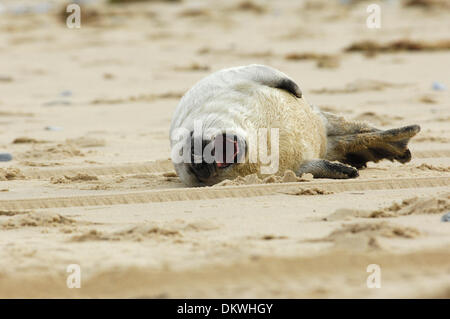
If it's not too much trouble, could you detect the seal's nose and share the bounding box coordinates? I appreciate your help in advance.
[189,161,217,182]
[189,134,217,183]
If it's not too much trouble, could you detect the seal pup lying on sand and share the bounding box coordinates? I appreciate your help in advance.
[170,64,420,187]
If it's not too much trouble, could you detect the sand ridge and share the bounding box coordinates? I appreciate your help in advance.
[0,176,448,210]
[326,192,450,220]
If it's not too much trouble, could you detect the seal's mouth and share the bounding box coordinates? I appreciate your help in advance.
[214,134,241,169]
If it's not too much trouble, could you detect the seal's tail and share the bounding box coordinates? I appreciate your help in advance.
[320,111,420,168]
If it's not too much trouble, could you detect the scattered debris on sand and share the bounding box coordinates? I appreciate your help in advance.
[284,187,333,196]
[344,39,450,56]
[177,8,211,18]
[174,63,210,72]
[227,1,267,14]
[0,75,13,83]
[285,52,340,68]
[403,0,450,9]
[19,144,85,160]
[70,226,180,242]
[0,210,30,217]
[306,221,422,251]
[20,161,63,167]
[2,212,76,229]
[70,219,216,242]
[419,95,437,104]
[50,174,99,184]
[325,193,450,221]
[0,168,24,181]
[317,222,421,251]
[162,172,177,178]
[214,170,314,186]
[12,137,47,144]
[260,234,288,240]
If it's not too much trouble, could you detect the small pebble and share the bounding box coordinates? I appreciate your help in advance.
[432,81,447,91]
[0,153,13,162]
[59,90,73,97]
[441,212,450,222]
[45,126,64,131]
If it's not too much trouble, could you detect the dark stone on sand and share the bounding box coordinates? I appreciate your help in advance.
[0,153,13,162]
[441,212,450,222]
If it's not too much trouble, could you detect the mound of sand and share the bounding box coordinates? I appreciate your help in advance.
[70,219,217,242]
[285,187,333,196]
[214,170,313,186]
[50,174,99,184]
[416,163,450,172]
[12,137,47,144]
[1,212,76,229]
[0,168,24,181]
[70,220,219,242]
[0,210,30,217]
[326,193,450,221]
[313,222,421,251]
[20,144,85,160]
[70,227,180,242]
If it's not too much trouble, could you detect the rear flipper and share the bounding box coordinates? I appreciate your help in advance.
[321,111,420,168]
[298,159,358,179]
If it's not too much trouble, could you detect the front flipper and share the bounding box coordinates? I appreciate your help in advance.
[326,124,420,169]
[297,159,358,179]
[234,64,302,98]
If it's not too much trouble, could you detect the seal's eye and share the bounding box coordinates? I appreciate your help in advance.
[214,134,240,169]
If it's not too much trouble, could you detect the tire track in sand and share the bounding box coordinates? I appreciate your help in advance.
[20,149,450,179]
[0,176,448,210]
[23,160,173,179]
[414,149,450,159]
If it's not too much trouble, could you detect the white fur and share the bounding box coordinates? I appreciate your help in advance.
[170,64,327,186]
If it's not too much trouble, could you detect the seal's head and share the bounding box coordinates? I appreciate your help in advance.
[172,131,246,187]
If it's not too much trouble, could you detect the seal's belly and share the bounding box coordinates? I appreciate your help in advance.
[230,87,326,178]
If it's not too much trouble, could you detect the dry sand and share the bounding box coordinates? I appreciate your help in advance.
[0,0,449,298]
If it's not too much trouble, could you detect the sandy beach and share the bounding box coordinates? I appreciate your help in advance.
[0,0,449,298]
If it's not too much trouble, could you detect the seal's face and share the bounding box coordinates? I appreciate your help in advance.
[175,132,246,187]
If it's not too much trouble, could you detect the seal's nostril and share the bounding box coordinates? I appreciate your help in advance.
[190,161,216,183]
